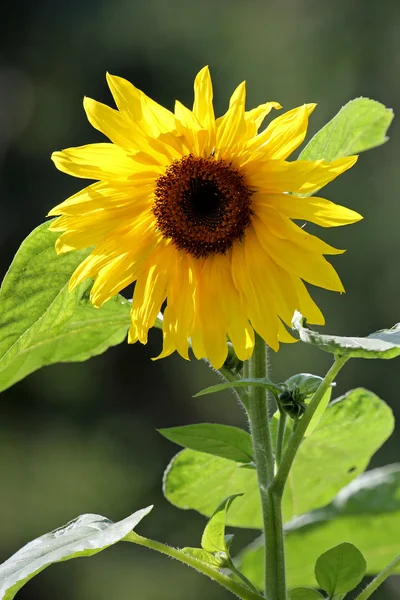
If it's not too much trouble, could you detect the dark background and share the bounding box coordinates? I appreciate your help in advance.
[0,0,399,598]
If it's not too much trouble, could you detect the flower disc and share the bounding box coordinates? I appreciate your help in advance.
[153,155,253,258]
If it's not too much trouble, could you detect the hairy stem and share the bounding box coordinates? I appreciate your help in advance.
[245,334,286,600]
[275,409,287,469]
[219,363,249,408]
[125,532,263,600]
[355,554,400,600]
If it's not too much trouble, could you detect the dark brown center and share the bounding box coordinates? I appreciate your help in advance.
[152,155,253,258]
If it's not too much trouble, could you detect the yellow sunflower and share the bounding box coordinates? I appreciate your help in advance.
[49,66,361,369]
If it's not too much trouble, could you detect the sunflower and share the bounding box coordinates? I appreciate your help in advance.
[49,67,361,369]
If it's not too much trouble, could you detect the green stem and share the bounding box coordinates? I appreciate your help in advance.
[125,532,263,600]
[275,409,287,469]
[245,334,286,600]
[219,364,249,409]
[355,554,400,600]
[272,355,348,498]
[226,557,263,596]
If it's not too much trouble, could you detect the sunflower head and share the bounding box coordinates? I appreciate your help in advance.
[49,67,361,369]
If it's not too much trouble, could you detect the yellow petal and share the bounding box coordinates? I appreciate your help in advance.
[293,156,358,195]
[193,66,215,132]
[263,193,363,227]
[211,254,255,361]
[174,100,202,155]
[53,205,153,254]
[84,95,178,164]
[48,182,152,217]
[215,81,247,159]
[277,321,297,343]
[106,73,176,137]
[90,251,145,307]
[155,130,192,159]
[128,322,139,344]
[231,230,281,350]
[193,66,216,156]
[246,156,358,195]
[244,101,282,139]
[154,323,180,360]
[175,100,202,130]
[250,219,327,325]
[290,276,325,325]
[51,143,139,181]
[254,203,345,256]
[248,103,316,159]
[83,97,138,151]
[68,214,157,290]
[106,73,143,124]
[252,239,299,326]
[191,257,229,368]
[131,242,176,344]
[258,224,345,292]
[90,255,137,306]
[193,253,255,364]
[158,252,196,360]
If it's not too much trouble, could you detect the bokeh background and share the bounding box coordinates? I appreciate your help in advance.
[0,0,399,598]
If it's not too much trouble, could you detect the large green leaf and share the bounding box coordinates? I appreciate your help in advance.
[299,98,393,162]
[0,222,131,391]
[164,389,393,528]
[238,465,400,589]
[164,449,260,527]
[159,424,254,463]
[0,508,152,600]
[292,312,400,360]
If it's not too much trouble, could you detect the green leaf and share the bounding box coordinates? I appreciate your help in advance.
[315,542,366,595]
[159,424,254,463]
[0,222,131,391]
[288,588,324,600]
[299,98,393,162]
[164,389,393,528]
[164,449,260,527]
[238,465,400,589]
[201,495,242,554]
[194,378,282,398]
[292,311,400,360]
[0,507,152,600]
[180,547,224,568]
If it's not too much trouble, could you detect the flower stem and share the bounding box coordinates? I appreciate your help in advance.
[245,334,286,600]
[275,409,287,469]
[125,532,263,600]
[272,354,348,499]
[219,363,249,409]
[355,554,400,600]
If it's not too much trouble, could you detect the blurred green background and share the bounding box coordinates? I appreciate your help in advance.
[0,0,399,598]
